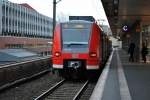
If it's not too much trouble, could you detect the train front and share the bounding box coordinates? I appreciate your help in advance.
[52,21,100,79]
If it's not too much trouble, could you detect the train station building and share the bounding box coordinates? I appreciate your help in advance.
[1,0,150,99]
[101,0,150,62]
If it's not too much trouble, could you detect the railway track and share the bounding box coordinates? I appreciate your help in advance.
[79,83,96,100]
[0,56,51,91]
[34,80,90,100]
[0,71,62,100]
[0,56,51,68]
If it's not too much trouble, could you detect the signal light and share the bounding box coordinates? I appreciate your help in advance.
[55,52,61,57]
[89,52,97,57]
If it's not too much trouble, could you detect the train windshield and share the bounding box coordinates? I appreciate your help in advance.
[61,22,92,53]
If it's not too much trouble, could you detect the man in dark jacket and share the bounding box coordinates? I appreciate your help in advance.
[128,42,135,62]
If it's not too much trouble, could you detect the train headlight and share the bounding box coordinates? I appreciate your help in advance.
[89,52,97,57]
[55,52,61,57]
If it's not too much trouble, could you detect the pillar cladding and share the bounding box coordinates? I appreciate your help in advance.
[130,21,141,62]
[132,31,140,62]
[0,1,2,34]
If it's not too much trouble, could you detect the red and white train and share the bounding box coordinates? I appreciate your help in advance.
[52,19,111,79]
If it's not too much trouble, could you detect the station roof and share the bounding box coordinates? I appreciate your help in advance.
[101,0,150,36]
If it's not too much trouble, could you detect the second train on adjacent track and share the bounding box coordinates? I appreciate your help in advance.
[52,16,112,79]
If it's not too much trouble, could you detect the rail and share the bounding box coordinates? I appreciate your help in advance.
[0,55,51,69]
[34,79,65,100]
[73,80,89,100]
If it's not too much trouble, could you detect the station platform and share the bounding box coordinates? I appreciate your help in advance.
[90,48,150,100]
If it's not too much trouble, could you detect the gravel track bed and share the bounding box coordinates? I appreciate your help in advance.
[0,72,62,100]
[79,83,96,100]
[45,81,85,100]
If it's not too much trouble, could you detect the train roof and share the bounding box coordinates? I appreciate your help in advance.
[61,20,94,24]
[69,16,95,22]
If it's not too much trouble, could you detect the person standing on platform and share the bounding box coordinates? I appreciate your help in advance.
[128,42,135,62]
[141,43,148,63]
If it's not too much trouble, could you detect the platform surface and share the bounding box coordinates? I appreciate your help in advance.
[90,48,150,100]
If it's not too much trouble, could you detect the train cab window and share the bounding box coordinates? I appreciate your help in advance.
[61,23,91,52]
[61,22,92,53]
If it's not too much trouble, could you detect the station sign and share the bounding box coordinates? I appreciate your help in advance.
[122,25,129,32]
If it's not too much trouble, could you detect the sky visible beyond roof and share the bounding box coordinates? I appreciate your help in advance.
[8,0,109,25]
